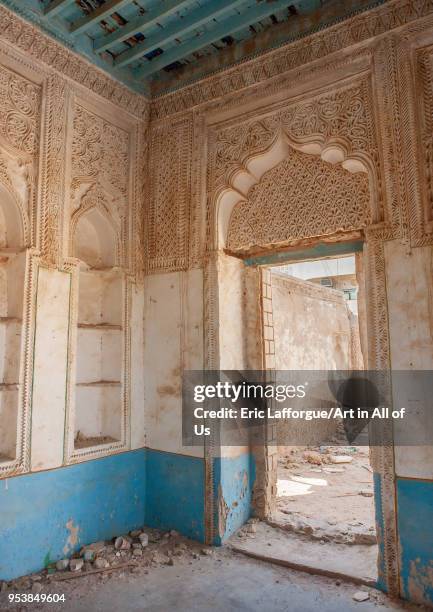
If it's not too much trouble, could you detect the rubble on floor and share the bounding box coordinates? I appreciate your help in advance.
[275,445,376,546]
[0,527,214,598]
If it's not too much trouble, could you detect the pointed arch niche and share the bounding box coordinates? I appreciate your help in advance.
[215,134,374,253]
[70,185,124,451]
[0,182,28,464]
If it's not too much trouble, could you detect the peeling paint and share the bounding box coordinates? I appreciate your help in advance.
[408,559,433,604]
[218,484,229,538]
[63,519,79,556]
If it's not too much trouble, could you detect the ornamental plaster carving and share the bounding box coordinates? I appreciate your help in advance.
[0,63,40,159]
[147,116,192,272]
[208,78,383,253]
[39,74,68,265]
[226,149,371,253]
[71,104,129,205]
[416,44,433,238]
[151,0,433,120]
[0,6,148,120]
[203,74,398,594]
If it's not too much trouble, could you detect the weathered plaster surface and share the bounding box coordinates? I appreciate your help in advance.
[30,267,71,471]
[385,240,433,480]
[143,270,203,458]
[2,1,433,603]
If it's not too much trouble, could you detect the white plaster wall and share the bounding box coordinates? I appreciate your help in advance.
[218,254,246,370]
[272,273,352,370]
[144,269,203,458]
[130,283,145,450]
[271,272,353,446]
[30,267,71,471]
[218,254,262,457]
[385,240,433,479]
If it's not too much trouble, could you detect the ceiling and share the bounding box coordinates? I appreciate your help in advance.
[2,0,385,96]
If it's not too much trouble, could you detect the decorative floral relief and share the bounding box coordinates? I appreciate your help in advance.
[0,64,40,157]
[71,104,129,208]
[227,148,370,252]
[213,80,376,195]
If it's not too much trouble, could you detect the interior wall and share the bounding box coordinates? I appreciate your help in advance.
[271,271,355,448]
[0,23,148,580]
[271,272,353,370]
[1,2,433,604]
[143,5,433,599]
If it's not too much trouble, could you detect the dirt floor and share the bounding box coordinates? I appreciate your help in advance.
[274,445,376,546]
[0,532,423,612]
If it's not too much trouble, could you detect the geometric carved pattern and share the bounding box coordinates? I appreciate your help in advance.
[227,149,371,252]
[147,117,191,271]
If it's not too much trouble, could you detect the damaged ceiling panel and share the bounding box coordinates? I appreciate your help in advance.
[2,0,387,94]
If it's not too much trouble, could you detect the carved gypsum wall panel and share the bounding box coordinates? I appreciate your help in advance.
[151,0,433,120]
[39,74,68,264]
[0,62,41,245]
[147,117,192,272]
[0,64,40,158]
[70,103,130,265]
[416,45,433,235]
[208,78,382,251]
[132,125,147,278]
[227,149,371,252]
[0,6,147,120]
[71,104,129,200]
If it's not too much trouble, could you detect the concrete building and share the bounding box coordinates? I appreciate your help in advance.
[0,0,432,607]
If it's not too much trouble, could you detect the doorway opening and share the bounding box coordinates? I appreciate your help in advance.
[234,251,378,585]
[270,255,375,542]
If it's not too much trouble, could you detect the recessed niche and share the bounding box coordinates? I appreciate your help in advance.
[72,203,123,450]
[0,186,26,464]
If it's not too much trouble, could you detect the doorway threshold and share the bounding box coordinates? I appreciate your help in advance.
[229,522,378,588]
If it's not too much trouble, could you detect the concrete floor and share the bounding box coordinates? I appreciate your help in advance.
[2,548,422,612]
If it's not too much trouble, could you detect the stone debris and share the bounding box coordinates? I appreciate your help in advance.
[55,559,69,571]
[69,558,84,572]
[139,532,149,547]
[3,527,218,595]
[83,549,95,562]
[329,455,353,464]
[353,590,370,602]
[303,451,323,465]
[114,536,131,550]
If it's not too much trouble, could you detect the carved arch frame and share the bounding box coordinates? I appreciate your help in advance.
[62,94,139,465]
[203,77,399,595]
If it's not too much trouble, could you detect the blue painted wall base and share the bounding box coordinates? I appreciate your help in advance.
[397,477,433,606]
[213,453,255,544]
[0,450,146,580]
[145,449,205,542]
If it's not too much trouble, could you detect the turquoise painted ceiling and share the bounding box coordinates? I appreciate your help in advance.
[2,0,385,95]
